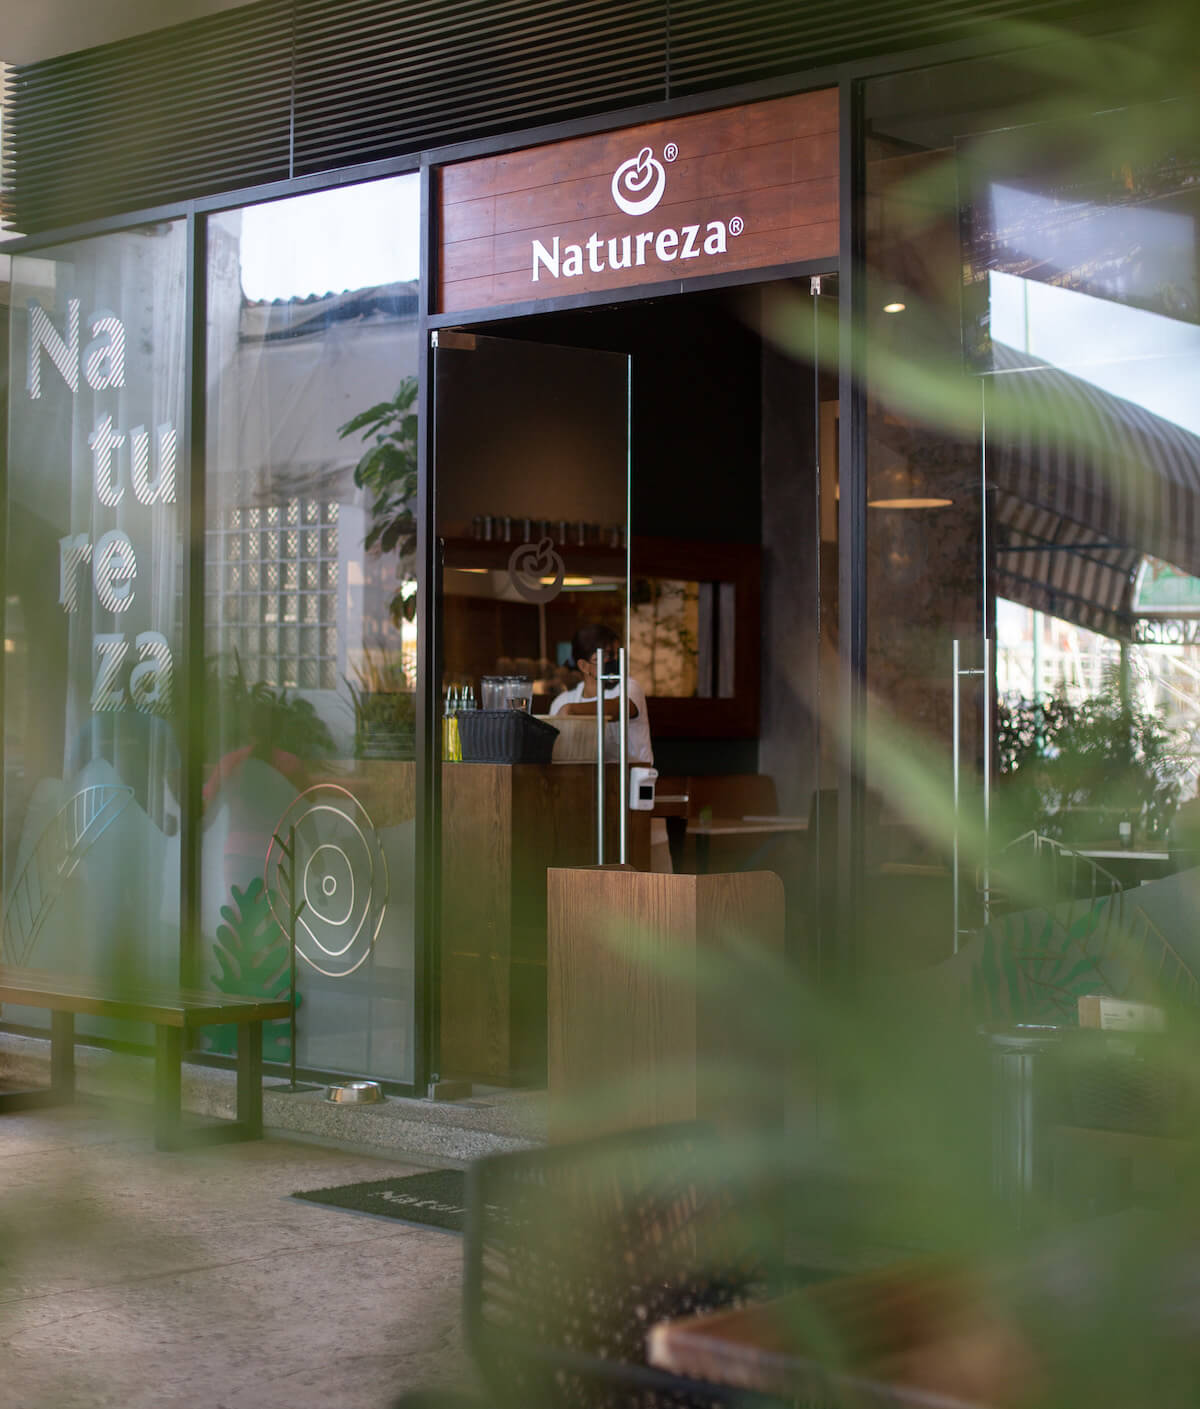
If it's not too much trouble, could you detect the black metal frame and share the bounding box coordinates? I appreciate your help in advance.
[0,8,1135,1096]
[837,75,868,988]
[180,208,207,990]
[427,255,840,331]
[416,158,440,1092]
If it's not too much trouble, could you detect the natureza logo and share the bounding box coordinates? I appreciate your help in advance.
[509,537,565,603]
[611,146,666,215]
[531,142,743,284]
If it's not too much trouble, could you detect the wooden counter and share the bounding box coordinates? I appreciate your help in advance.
[441,763,650,1085]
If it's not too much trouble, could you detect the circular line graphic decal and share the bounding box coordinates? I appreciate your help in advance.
[509,537,565,603]
[611,146,667,216]
[304,841,355,930]
[265,784,389,979]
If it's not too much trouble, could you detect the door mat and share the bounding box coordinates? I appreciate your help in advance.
[292,1167,466,1231]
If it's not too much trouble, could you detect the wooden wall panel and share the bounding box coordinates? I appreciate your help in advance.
[440,763,651,1085]
[311,759,415,827]
[437,89,838,313]
[441,763,513,1080]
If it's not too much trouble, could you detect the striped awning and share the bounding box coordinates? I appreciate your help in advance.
[987,344,1200,639]
[991,489,1141,639]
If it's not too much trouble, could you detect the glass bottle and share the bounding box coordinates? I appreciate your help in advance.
[451,686,463,761]
[442,685,459,762]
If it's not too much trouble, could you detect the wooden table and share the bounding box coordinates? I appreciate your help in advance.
[1074,848,1173,888]
[688,816,808,873]
[1076,849,1169,862]
[0,967,290,1151]
[648,1258,1040,1407]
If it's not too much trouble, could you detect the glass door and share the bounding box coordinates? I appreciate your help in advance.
[756,273,841,976]
[430,329,632,1088]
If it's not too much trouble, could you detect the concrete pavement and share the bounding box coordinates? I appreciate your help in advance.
[0,1103,470,1409]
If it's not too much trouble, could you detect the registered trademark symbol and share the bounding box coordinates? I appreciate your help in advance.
[663,143,678,162]
[730,216,744,236]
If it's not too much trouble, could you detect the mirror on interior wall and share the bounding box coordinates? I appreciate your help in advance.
[439,543,753,728]
[630,577,735,700]
[631,538,760,739]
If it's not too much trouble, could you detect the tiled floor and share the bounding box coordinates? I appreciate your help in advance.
[0,1105,469,1409]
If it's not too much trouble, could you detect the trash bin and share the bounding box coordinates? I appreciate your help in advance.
[981,1024,1066,1230]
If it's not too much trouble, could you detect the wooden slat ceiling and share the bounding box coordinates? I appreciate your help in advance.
[2,0,1097,234]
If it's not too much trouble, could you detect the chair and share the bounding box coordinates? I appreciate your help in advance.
[686,774,779,823]
[463,1122,791,1409]
[677,774,781,874]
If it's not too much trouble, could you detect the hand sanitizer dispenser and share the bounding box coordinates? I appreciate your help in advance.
[630,766,657,810]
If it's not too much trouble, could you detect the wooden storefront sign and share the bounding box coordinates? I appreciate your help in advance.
[436,89,838,314]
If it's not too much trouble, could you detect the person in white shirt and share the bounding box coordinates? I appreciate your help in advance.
[547,622,653,765]
[549,623,671,870]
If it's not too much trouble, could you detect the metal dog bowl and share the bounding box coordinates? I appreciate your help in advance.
[324,1080,385,1105]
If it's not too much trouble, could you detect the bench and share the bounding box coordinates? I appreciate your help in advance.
[0,967,291,1151]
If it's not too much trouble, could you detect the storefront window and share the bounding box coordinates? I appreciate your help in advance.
[863,52,1200,1016]
[4,223,187,1004]
[204,175,421,1082]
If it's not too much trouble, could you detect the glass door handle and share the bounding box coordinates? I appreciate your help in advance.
[595,648,606,865]
[618,647,628,864]
[952,638,991,954]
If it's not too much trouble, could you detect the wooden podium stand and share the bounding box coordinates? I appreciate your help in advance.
[547,867,785,1141]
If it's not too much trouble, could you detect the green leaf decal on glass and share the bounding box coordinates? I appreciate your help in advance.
[208,876,296,1062]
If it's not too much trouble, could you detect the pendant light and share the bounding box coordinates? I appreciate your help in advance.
[867,436,954,510]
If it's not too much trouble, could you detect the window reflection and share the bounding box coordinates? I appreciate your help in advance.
[203,174,420,1083]
[865,64,1200,999]
[960,101,1200,370]
[3,226,186,1017]
[989,273,1200,425]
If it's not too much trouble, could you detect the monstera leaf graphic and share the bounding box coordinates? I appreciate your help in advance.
[971,902,1112,1026]
[207,877,297,1062]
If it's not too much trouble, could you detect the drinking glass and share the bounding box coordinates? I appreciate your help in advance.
[505,675,533,711]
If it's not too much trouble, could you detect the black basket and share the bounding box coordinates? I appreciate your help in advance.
[458,709,559,764]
